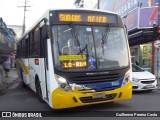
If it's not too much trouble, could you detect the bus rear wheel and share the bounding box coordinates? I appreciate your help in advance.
[36,81,45,103]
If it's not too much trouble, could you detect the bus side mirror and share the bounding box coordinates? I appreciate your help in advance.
[42,24,49,40]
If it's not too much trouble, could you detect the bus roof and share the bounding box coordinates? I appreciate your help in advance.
[48,8,118,15]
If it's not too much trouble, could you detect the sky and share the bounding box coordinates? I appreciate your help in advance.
[0,0,75,30]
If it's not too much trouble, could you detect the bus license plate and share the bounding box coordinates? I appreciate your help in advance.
[92,93,106,99]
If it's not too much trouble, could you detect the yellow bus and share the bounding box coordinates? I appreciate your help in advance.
[16,9,132,109]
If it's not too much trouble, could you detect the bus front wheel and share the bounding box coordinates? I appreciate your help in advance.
[36,80,45,103]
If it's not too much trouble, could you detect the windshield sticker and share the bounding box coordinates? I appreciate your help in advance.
[59,55,86,61]
[86,28,92,31]
[88,57,97,70]
[95,29,99,32]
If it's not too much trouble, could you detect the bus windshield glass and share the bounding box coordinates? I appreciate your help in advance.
[52,25,129,71]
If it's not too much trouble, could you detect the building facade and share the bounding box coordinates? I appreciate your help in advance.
[7,25,23,39]
[0,17,16,64]
[97,0,160,77]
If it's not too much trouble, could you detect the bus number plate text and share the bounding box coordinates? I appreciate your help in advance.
[92,93,106,99]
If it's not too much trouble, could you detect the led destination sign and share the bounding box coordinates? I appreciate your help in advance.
[59,55,87,69]
[62,60,87,69]
[58,13,117,23]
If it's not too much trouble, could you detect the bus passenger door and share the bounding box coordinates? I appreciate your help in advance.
[39,25,49,100]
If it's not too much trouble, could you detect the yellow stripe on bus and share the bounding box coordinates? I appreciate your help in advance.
[25,66,29,74]
[17,59,29,74]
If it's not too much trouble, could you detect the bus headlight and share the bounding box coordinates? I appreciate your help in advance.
[55,75,72,92]
[122,70,131,86]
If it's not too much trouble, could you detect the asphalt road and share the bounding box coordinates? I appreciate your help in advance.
[0,81,160,119]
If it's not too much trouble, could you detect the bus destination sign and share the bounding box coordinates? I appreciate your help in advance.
[58,13,117,23]
[59,55,87,69]
[62,60,87,69]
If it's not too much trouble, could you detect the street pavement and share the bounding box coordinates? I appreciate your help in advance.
[1,68,160,120]
[0,68,19,95]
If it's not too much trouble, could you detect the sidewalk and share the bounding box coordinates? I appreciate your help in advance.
[0,68,19,95]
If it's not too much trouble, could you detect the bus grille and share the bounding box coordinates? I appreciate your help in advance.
[141,80,155,84]
[79,93,117,103]
[68,73,120,84]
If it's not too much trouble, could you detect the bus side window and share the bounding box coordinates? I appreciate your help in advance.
[25,38,29,58]
[33,27,40,57]
[40,27,44,57]
[29,27,40,58]
[28,34,32,57]
[32,43,36,56]
[29,31,34,57]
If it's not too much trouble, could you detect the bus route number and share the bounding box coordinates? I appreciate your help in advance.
[62,61,87,69]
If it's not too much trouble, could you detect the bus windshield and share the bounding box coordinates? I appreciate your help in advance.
[52,25,129,71]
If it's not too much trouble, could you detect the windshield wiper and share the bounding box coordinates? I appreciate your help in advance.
[69,23,83,55]
[101,25,110,55]
[102,32,107,44]
[101,32,108,55]
[56,27,61,55]
[77,41,89,56]
[69,23,80,46]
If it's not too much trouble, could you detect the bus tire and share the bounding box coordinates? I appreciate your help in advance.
[36,80,45,103]
[20,70,26,88]
[22,82,27,88]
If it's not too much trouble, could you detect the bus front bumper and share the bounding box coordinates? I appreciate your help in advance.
[51,81,132,109]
